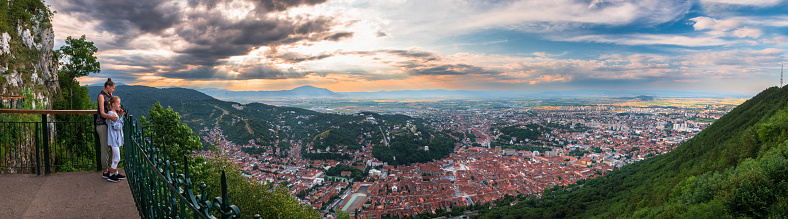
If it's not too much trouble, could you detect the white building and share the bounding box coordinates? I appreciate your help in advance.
[369,169,382,177]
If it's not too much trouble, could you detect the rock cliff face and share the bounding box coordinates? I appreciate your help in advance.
[1,1,59,109]
[0,1,61,174]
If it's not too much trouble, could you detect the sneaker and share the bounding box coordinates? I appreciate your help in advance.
[107,174,120,183]
[114,173,126,180]
[102,171,110,179]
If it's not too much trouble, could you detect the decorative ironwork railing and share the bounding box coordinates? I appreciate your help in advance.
[123,114,244,218]
[1,109,252,218]
[0,109,101,174]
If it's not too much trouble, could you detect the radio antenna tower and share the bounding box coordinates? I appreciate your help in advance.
[782,62,784,87]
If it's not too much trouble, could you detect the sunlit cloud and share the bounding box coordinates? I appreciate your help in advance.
[561,34,731,46]
[691,17,741,31]
[48,0,788,95]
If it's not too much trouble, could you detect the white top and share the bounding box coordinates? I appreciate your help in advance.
[106,111,124,147]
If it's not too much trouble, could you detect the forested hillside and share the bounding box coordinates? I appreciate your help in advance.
[90,85,457,165]
[478,86,788,218]
[371,117,457,166]
[88,85,214,118]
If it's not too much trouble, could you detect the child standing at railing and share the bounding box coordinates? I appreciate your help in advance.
[106,96,126,183]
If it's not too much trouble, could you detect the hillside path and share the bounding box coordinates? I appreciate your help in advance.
[0,169,139,218]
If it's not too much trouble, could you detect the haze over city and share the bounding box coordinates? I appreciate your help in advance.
[49,0,788,96]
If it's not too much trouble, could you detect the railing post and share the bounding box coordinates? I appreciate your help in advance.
[0,109,107,173]
[94,121,101,171]
[35,122,40,175]
[222,170,229,208]
[42,114,50,174]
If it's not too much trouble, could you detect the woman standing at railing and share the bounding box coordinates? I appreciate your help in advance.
[96,78,118,179]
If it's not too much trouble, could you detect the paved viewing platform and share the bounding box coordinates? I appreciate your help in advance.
[0,169,139,218]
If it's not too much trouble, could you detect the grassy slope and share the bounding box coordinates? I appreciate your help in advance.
[478,86,788,218]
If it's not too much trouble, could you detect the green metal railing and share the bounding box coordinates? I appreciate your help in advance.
[1,109,248,218]
[123,114,243,218]
[0,109,101,174]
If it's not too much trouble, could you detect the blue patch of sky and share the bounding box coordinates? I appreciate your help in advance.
[700,2,788,17]
[437,4,723,61]
[592,8,703,35]
[773,26,788,39]
[442,27,715,61]
[435,2,785,65]
[442,29,603,59]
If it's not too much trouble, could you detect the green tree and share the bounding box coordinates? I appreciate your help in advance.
[49,36,100,171]
[57,35,100,81]
[52,35,98,112]
[190,155,320,218]
[335,211,351,219]
[55,35,100,110]
[137,103,319,218]
[139,102,201,159]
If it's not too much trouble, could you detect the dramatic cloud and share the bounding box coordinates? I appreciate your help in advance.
[52,0,346,80]
[265,51,336,64]
[54,0,787,95]
[347,0,695,44]
[403,63,491,76]
[345,49,499,76]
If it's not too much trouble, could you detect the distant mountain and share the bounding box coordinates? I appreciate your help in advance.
[198,85,342,101]
[615,95,656,101]
[194,86,748,101]
[478,86,788,218]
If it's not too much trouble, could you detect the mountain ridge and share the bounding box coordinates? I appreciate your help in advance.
[88,85,215,118]
[194,85,748,101]
[197,85,342,100]
[87,85,457,166]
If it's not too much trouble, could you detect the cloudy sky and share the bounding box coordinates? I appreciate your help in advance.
[50,0,788,95]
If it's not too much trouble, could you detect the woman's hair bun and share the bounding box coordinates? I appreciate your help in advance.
[104,78,115,87]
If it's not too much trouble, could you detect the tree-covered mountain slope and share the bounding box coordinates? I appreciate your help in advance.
[88,85,215,117]
[478,86,788,218]
[90,85,457,164]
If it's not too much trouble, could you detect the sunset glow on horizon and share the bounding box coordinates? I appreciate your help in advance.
[56,0,788,95]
